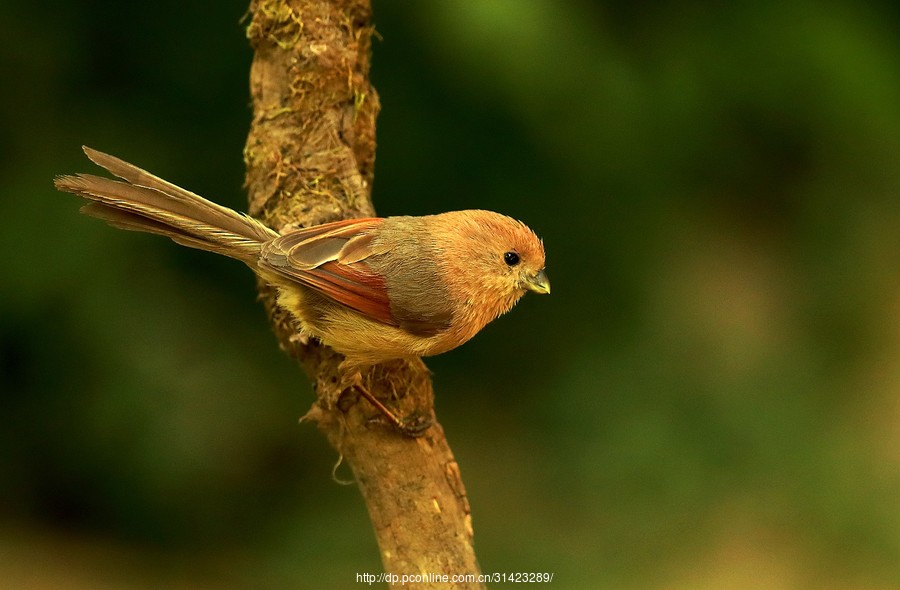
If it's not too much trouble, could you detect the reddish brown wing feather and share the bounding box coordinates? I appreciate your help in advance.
[296,262,395,325]
[259,218,398,326]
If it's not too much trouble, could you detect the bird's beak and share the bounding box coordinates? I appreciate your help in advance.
[523,269,550,294]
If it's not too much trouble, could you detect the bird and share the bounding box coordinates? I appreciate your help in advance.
[55,146,550,433]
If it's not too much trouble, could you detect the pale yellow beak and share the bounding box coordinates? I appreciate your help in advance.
[523,269,550,294]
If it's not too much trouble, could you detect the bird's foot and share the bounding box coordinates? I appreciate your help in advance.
[340,372,432,438]
[354,384,432,437]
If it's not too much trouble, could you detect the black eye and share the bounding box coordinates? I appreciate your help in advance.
[503,251,520,266]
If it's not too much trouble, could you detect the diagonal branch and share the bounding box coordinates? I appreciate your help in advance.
[244,1,484,587]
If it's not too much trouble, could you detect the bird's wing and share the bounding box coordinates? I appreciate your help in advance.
[259,217,398,326]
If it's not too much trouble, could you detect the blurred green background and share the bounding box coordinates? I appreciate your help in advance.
[3,1,900,588]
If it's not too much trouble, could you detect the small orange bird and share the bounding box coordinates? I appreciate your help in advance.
[55,147,550,432]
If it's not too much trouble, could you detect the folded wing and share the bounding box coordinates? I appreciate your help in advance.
[259,218,398,326]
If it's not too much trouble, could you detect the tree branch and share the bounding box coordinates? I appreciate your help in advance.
[244,1,484,587]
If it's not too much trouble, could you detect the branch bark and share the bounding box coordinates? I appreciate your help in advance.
[244,1,484,587]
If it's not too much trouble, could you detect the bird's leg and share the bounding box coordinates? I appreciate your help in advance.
[354,382,432,437]
[340,367,432,437]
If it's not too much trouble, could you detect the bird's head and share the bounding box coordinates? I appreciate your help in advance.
[436,210,549,323]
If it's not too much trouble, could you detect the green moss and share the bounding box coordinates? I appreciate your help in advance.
[246,0,304,49]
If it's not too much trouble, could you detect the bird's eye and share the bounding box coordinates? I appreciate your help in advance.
[503,251,520,266]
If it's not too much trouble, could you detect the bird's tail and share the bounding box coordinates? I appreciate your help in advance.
[54,146,278,262]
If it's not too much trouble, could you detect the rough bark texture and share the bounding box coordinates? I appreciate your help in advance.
[244,1,484,587]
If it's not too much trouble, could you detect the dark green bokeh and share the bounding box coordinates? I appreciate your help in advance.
[2,1,899,588]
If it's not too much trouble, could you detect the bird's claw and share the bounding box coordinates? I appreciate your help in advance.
[395,411,433,438]
[347,380,432,438]
[365,410,432,438]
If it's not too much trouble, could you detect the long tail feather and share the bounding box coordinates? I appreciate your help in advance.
[54,147,278,262]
